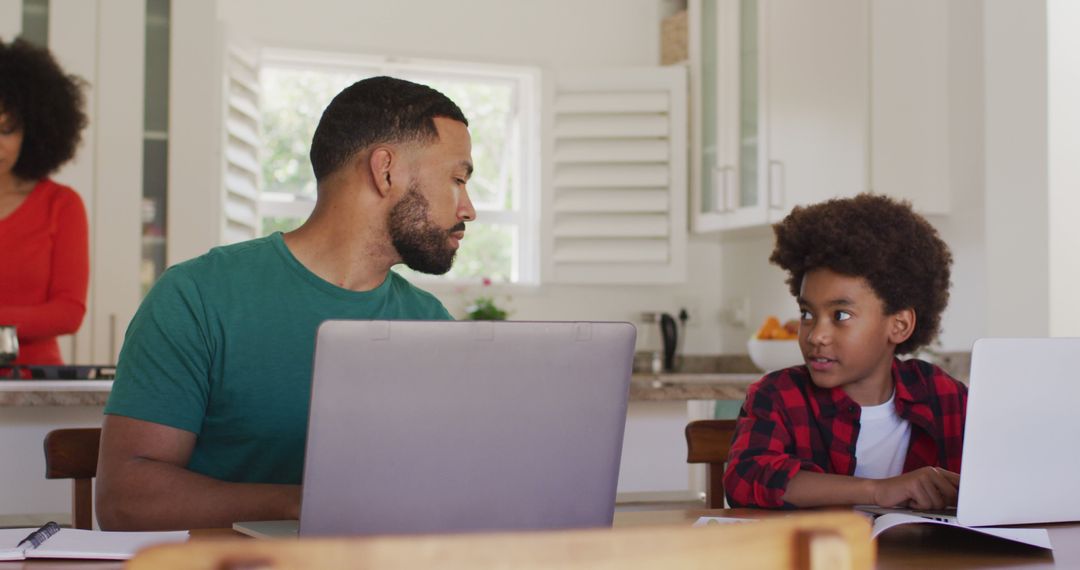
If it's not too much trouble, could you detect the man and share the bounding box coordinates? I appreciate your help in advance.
[96,77,476,531]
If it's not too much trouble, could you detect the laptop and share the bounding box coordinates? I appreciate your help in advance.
[294,319,636,536]
[861,337,1080,527]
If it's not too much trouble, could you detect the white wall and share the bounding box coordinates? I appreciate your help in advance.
[0,406,105,522]
[217,0,661,68]
[167,1,223,269]
[1047,0,1080,336]
[205,0,1071,356]
[714,228,792,355]
[933,0,987,351]
[983,0,1050,338]
[206,0,731,355]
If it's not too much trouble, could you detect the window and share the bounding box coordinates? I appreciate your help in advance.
[259,51,540,284]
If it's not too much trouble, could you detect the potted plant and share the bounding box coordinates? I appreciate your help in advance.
[465,277,510,321]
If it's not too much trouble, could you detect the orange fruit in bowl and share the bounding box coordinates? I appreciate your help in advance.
[749,316,802,371]
[755,316,800,340]
[782,319,799,335]
[755,316,782,339]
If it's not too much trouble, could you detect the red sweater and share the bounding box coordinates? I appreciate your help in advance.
[0,179,89,365]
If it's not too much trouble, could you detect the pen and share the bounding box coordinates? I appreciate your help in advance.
[16,521,60,550]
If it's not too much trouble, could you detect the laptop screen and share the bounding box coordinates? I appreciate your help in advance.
[299,320,636,536]
[957,337,1080,526]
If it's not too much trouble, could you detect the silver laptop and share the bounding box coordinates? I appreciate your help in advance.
[862,337,1080,527]
[297,319,636,536]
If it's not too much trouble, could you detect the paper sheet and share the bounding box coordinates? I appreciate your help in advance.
[0,528,189,560]
[692,516,758,527]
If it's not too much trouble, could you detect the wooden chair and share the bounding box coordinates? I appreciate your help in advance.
[43,427,102,530]
[685,419,738,508]
[128,512,873,570]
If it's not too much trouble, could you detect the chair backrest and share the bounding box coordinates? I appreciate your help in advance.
[685,419,738,508]
[43,427,101,530]
[128,512,873,570]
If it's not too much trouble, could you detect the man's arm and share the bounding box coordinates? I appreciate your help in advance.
[783,467,960,509]
[95,415,301,531]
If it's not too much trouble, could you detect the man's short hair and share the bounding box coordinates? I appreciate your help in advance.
[309,76,468,182]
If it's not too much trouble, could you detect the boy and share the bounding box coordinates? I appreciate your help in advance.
[724,193,965,509]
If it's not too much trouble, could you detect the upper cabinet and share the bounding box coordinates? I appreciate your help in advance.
[690,0,950,233]
[765,0,870,221]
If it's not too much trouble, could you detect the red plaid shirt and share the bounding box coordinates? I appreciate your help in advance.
[723,358,967,509]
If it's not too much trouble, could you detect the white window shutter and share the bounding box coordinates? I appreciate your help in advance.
[543,67,688,284]
[221,42,262,244]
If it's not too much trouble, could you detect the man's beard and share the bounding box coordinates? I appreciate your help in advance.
[388,181,463,275]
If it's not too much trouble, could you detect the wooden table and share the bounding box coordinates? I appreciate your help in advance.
[7,509,1074,569]
[616,509,1068,569]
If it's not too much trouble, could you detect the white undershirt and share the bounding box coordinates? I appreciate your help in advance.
[853,391,911,479]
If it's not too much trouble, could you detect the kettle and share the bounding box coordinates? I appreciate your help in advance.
[641,311,685,372]
[659,313,678,372]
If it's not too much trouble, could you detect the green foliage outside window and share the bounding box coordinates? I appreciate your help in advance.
[260,66,522,284]
[262,69,359,199]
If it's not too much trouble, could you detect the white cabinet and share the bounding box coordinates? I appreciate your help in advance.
[764,0,869,216]
[617,400,715,502]
[691,0,869,233]
[691,0,949,234]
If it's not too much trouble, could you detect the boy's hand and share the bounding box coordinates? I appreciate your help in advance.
[871,467,960,510]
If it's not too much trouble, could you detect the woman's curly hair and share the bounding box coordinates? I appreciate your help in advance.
[769,193,952,355]
[0,38,88,180]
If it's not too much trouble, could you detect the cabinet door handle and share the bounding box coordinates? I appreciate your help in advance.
[710,166,724,213]
[712,166,732,213]
[768,160,785,209]
[723,166,735,211]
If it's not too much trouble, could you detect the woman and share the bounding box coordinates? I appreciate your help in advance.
[0,38,89,367]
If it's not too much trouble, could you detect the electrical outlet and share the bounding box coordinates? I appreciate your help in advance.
[723,297,751,328]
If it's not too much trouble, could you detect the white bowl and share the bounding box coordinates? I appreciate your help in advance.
[747,338,803,373]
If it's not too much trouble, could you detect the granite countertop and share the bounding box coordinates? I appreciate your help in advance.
[0,351,971,407]
[0,353,763,408]
[0,380,112,407]
[0,375,757,407]
[629,372,760,402]
[625,350,973,403]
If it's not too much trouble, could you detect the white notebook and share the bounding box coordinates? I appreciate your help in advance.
[0,525,188,561]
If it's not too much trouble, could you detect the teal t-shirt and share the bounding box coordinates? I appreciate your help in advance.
[104,232,451,485]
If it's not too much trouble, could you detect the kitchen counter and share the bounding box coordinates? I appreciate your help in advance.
[629,373,759,401]
[0,380,112,407]
[0,349,972,408]
[0,373,763,408]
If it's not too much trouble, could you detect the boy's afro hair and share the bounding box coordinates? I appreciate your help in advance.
[769,193,952,355]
